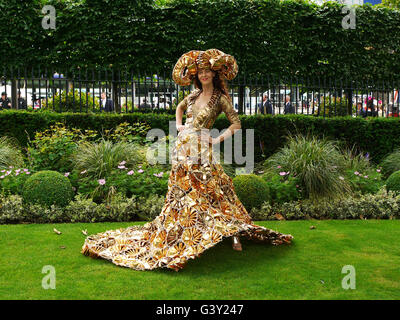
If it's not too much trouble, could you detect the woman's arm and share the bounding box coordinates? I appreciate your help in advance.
[216,95,241,143]
[176,96,188,129]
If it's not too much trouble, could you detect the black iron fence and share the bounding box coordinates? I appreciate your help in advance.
[1,67,400,118]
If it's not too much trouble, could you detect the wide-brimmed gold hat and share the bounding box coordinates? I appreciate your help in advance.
[172,49,238,86]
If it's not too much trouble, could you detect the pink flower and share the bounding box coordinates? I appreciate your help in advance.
[354,171,359,175]
[119,161,126,165]
[364,175,368,179]
[277,165,281,169]
[0,169,5,172]
[153,172,164,178]
[138,169,144,173]
[26,172,30,175]
[138,165,142,168]
[279,172,287,176]
[118,165,125,169]
[23,169,28,172]
[0,175,4,179]
[15,169,21,173]
[296,185,299,188]
[80,170,87,174]
[377,169,381,172]
[15,172,19,176]
[98,179,106,185]
[127,170,134,175]
[64,172,70,177]
[8,166,13,169]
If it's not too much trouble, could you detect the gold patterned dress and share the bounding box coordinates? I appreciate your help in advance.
[81,88,293,271]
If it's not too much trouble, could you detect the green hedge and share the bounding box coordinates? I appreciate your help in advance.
[2,110,400,164]
[1,0,399,80]
[0,193,165,224]
[250,189,400,220]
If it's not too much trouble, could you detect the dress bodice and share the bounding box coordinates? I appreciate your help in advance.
[177,88,241,130]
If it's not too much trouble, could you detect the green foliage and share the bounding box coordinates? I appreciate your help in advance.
[22,170,74,207]
[380,148,400,179]
[26,122,97,172]
[380,0,400,9]
[74,164,169,203]
[345,168,384,195]
[341,146,384,194]
[0,167,34,196]
[0,136,24,169]
[233,174,270,211]
[0,193,165,224]
[72,138,145,180]
[314,96,353,117]
[1,1,400,81]
[42,90,100,112]
[3,111,400,165]
[250,188,400,220]
[110,165,169,198]
[261,171,302,204]
[172,90,191,109]
[135,194,167,221]
[103,121,152,144]
[70,139,148,202]
[263,133,352,201]
[386,170,400,193]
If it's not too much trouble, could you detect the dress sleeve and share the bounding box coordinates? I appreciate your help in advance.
[176,96,189,112]
[220,95,241,126]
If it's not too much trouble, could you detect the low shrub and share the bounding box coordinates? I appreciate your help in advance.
[0,193,165,224]
[386,170,400,193]
[250,188,400,220]
[22,170,74,207]
[233,174,270,211]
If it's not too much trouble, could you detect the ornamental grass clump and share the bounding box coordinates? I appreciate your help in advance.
[263,133,351,201]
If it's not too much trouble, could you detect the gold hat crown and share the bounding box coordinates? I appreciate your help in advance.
[172,49,238,86]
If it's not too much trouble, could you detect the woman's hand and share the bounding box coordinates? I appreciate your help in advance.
[200,133,220,145]
[177,125,185,132]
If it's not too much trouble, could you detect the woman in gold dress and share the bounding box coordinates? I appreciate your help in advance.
[81,49,293,271]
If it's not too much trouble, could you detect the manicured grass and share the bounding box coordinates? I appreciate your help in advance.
[0,220,399,300]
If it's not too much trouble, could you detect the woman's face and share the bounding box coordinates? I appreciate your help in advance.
[197,68,215,86]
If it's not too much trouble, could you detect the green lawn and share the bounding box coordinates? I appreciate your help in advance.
[0,220,399,300]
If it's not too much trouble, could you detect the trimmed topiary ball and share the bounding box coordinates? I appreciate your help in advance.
[386,170,400,193]
[233,174,270,211]
[22,170,74,207]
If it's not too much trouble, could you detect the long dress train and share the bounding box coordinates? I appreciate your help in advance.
[81,88,293,271]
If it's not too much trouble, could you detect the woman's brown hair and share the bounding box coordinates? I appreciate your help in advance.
[193,70,232,103]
